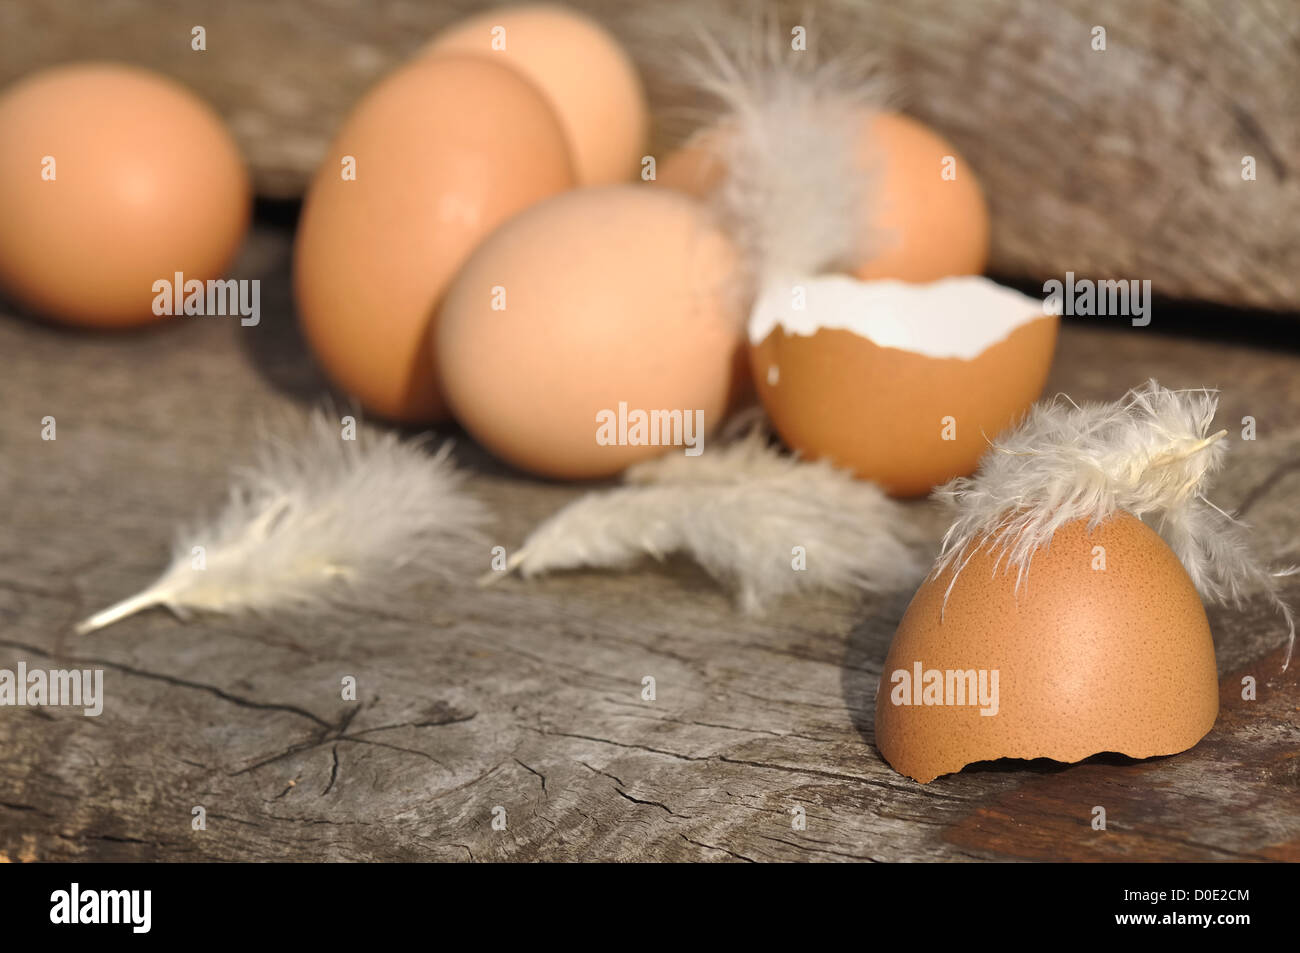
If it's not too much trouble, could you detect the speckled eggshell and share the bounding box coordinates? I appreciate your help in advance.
[751,316,1058,498]
[875,513,1219,784]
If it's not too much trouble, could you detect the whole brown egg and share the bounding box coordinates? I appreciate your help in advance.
[657,111,989,283]
[0,63,250,328]
[436,186,742,479]
[295,54,575,423]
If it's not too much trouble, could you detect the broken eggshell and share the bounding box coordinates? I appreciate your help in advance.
[874,512,1219,784]
[751,274,1058,497]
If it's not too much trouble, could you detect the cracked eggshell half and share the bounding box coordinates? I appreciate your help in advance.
[874,513,1219,784]
[750,275,1058,497]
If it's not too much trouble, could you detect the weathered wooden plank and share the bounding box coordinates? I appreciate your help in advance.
[1,225,1298,861]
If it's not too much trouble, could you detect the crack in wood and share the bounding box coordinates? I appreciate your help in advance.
[0,637,332,728]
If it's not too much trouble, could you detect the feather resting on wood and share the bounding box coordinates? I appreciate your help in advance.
[76,411,488,635]
[489,429,928,614]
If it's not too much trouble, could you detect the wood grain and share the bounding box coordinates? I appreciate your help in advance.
[0,224,1297,861]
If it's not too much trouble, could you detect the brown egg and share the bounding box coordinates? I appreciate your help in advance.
[875,513,1220,784]
[750,275,1058,497]
[854,113,988,282]
[654,127,725,195]
[294,54,574,423]
[657,111,989,282]
[0,63,250,328]
[426,4,647,186]
[436,186,742,479]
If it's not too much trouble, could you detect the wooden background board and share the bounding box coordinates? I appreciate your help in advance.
[1,223,1298,862]
[3,0,1297,311]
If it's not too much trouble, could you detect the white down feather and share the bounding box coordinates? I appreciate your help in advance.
[499,430,927,614]
[77,411,488,634]
[934,381,1295,667]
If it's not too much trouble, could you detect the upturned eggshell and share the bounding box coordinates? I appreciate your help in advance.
[657,111,988,282]
[874,513,1220,784]
[436,186,742,479]
[750,295,1058,498]
[294,54,574,423]
[426,4,647,186]
[0,63,250,328]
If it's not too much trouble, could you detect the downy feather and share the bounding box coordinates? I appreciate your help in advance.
[675,14,890,290]
[934,381,1296,667]
[76,411,488,634]
[493,430,926,614]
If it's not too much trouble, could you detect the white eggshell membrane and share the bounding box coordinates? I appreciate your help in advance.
[748,274,1046,360]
